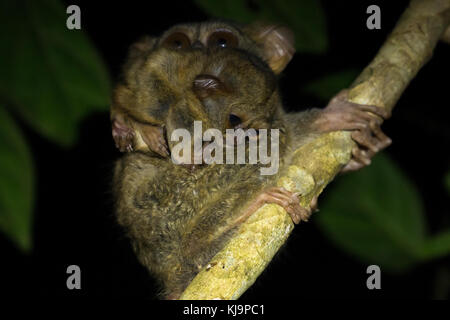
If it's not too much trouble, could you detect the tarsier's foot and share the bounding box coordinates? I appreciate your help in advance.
[238,187,318,225]
[112,117,135,152]
[315,89,392,172]
[139,124,170,157]
[112,116,169,157]
[343,121,392,172]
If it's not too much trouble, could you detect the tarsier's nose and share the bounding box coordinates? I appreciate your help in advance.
[191,40,204,49]
[193,74,229,99]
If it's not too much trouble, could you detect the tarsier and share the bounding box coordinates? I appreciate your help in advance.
[111,21,391,299]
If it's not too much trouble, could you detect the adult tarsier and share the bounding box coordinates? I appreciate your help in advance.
[111,21,391,299]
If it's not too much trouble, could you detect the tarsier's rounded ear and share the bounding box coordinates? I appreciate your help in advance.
[127,36,156,60]
[245,23,295,74]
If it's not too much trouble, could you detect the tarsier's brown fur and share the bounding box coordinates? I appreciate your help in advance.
[111,21,391,298]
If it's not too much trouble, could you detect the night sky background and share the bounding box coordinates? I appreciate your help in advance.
[2,0,449,301]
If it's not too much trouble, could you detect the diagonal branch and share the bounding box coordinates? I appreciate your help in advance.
[180,0,450,300]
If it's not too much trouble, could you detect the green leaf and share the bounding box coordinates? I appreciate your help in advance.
[194,0,328,53]
[0,0,110,147]
[0,107,34,252]
[422,231,450,260]
[302,69,359,101]
[316,153,426,272]
[445,170,450,195]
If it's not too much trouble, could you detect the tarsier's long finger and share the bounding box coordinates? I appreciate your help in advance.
[124,138,134,152]
[347,113,375,130]
[158,132,167,147]
[240,188,315,226]
[342,122,391,173]
[341,159,365,172]
[351,109,383,125]
[112,119,135,153]
[349,103,391,120]
[141,125,170,157]
[310,195,319,213]
[351,146,372,166]
[157,132,170,156]
[351,129,380,153]
[318,112,369,132]
[370,121,392,150]
[151,140,169,157]
[151,132,169,156]
[265,187,310,224]
[331,88,391,120]
[160,144,170,157]
[347,145,376,171]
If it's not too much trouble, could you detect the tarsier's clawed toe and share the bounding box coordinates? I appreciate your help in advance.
[112,118,135,152]
[255,187,317,224]
[322,89,392,172]
[140,124,170,157]
[341,120,392,172]
[321,90,391,131]
[112,116,169,157]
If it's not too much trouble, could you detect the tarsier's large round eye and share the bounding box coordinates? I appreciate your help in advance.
[162,32,191,49]
[228,114,242,128]
[207,30,238,49]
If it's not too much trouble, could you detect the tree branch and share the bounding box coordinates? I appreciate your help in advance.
[180,0,450,300]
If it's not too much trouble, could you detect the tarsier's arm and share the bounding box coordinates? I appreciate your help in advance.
[111,36,178,157]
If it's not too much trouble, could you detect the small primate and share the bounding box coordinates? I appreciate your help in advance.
[111,21,391,299]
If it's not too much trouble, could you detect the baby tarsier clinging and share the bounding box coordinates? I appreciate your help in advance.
[111,21,391,299]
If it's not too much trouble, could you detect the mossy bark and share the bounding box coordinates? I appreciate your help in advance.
[180,0,450,300]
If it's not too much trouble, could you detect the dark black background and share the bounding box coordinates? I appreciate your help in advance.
[2,0,449,300]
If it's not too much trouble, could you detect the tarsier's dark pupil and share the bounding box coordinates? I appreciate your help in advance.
[163,32,190,49]
[207,30,238,49]
[217,38,227,48]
